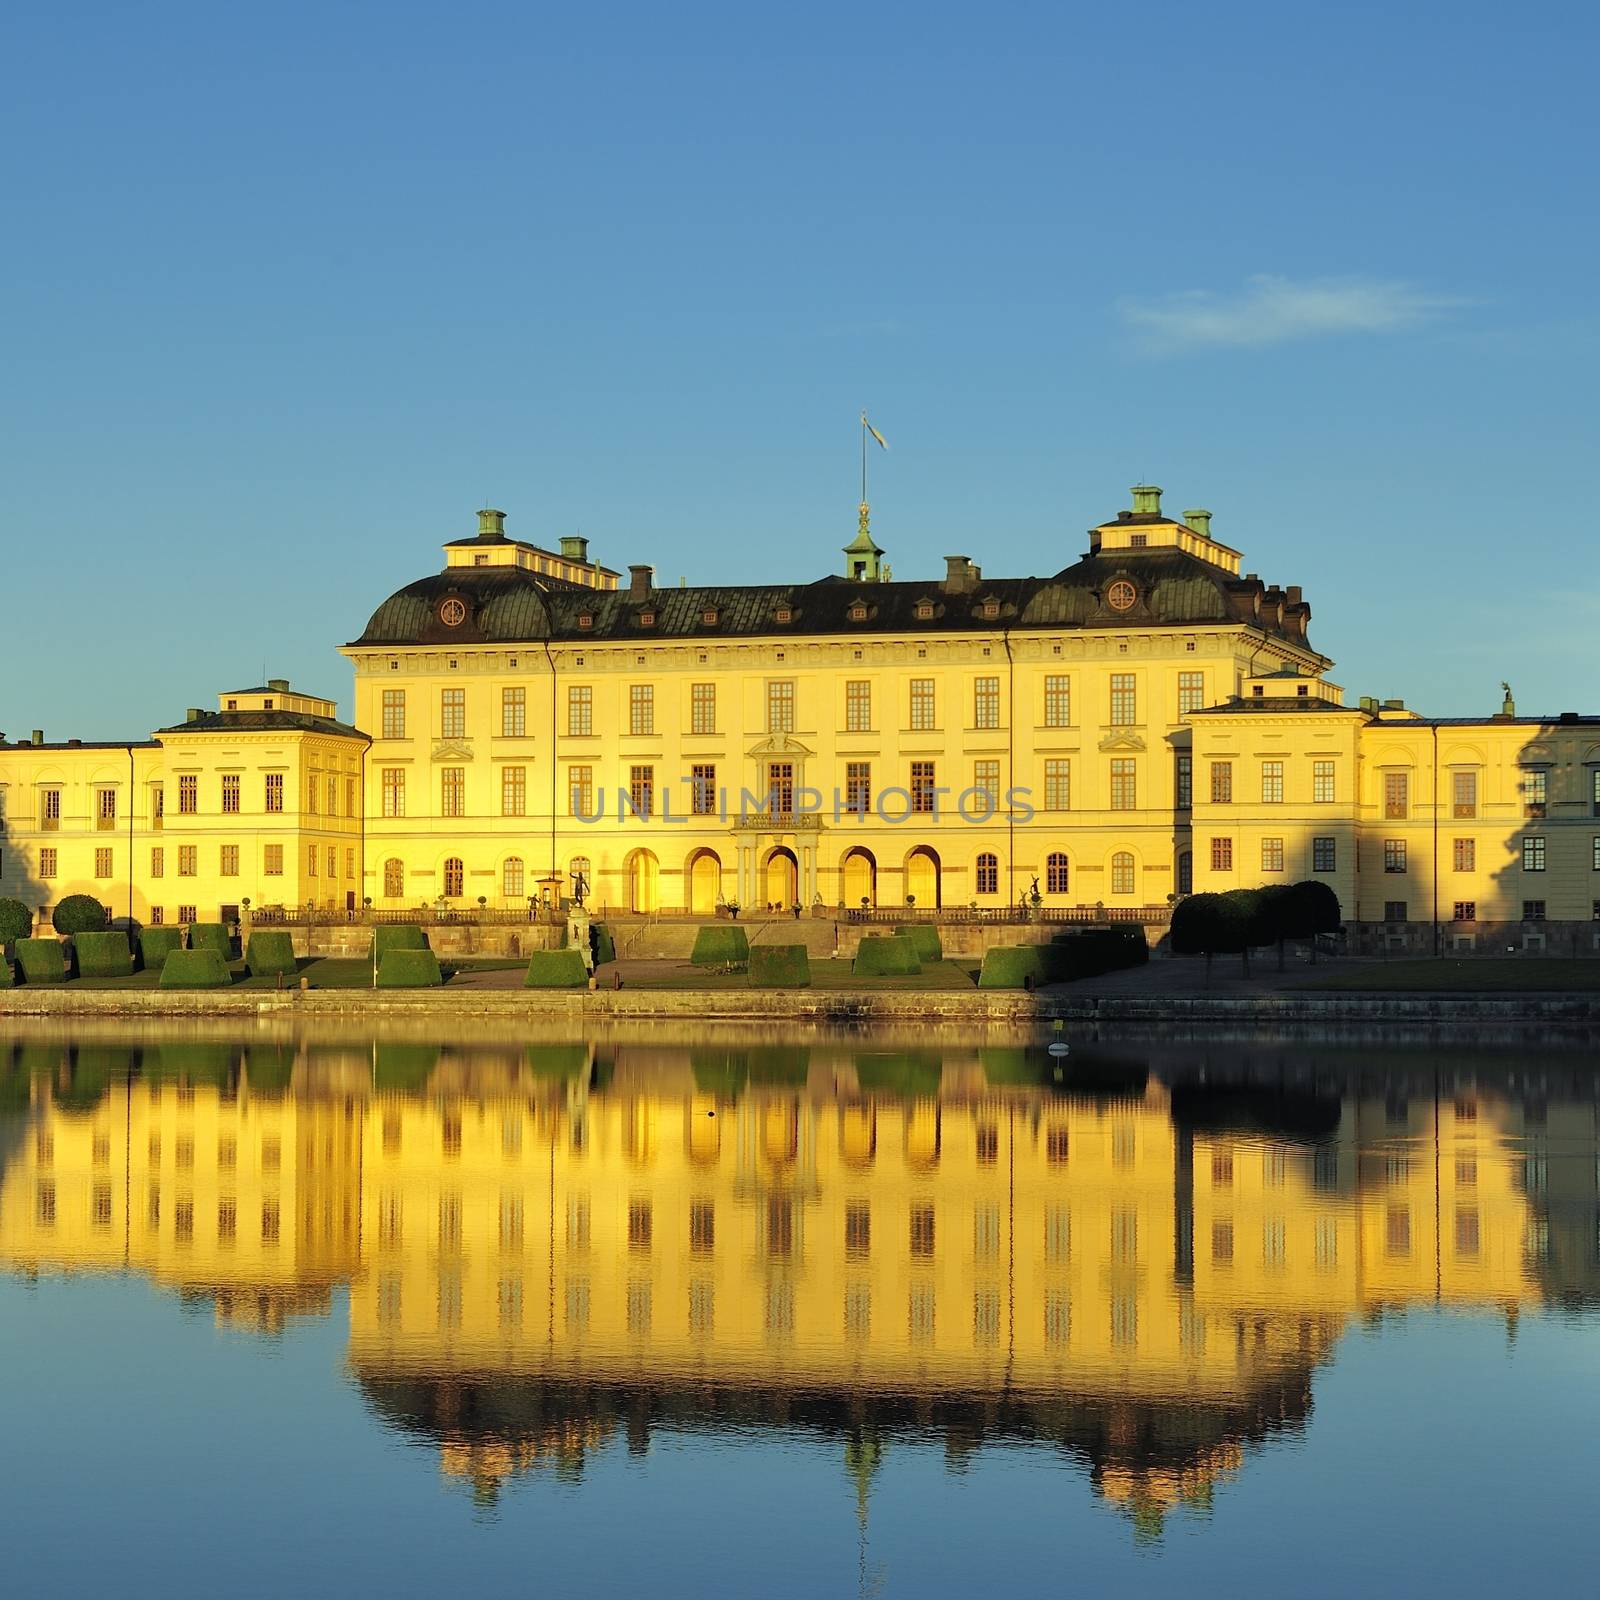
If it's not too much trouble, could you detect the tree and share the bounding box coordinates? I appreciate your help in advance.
[1258,883,1298,971]
[1280,880,1342,962]
[0,896,31,945]
[1214,889,1270,976]
[52,894,108,936]
[1171,892,1223,981]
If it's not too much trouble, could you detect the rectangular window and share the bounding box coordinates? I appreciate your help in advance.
[177,903,196,924]
[40,847,57,879]
[94,847,113,878]
[96,787,116,829]
[845,679,871,732]
[1109,758,1136,811]
[327,775,338,816]
[501,686,525,737]
[381,689,405,739]
[381,768,405,817]
[1594,836,1600,872]
[1453,837,1475,872]
[1384,900,1408,923]
[1523,900,1546,922]
[910,678,936,731]
[1313,836,1336,872]
[629,683,654,735]
[40,788,61,829]
[305,773,318,814]
[767,679,795,733]
[1453,770,1477,818]
[1210,837,1232,872]
[845,761,871,815]
[1210,761,1233,804]
[974,676,1000,729]
[1523,769,1548,818]
[1522,836,1546,872]
[628,765,654,818]
[910,761,936,814]
[265,773,283,813]
[440,688,465,739]
[569,766,594,817]
[568,685,593,736]
[151,787,163,828]
[1261,837,1284,873]
[214,843,237,878]
[691,763,717,816]
[1045,758,1070,811]
[1176,753,1192,810]
[1313,759,1336,804]
[1384,771,1408,819]
[1261,760,1284,804]
[1044,674,1071,727]
[220,773,240,814]
[973,760,1000,809]
[1593,769,1600,817]
[178,774,198,814]
[441,767,465,818]
[1453,901,1477,922]
[151,847,164,878]
[264,844,283,876]
[178,846,197,877]
[306,846,316,877]
[1109,673,1136,726]
[501,766,526,817]
[148,906,164,925]
[1384,839,1407,873]
[691,682,716,734]
[1177,671,1204,716]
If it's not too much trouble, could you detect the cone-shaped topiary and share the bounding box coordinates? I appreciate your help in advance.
[377,949,444,987]
[245,932,298,977]
[893,924,943,962]
[523,949,590,988]
[749,945,811,987]
[851,934,921,976]
[691,926,749,967]
[16,938,67,983]
[138,925,185,970]
[158,949,232,989]
[370,924,429,962]
[74,930,133,978]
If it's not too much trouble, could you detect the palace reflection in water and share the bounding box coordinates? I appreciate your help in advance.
[2,1030,1596,1535]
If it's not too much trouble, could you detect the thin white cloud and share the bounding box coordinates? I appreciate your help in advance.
[1122,274,1468,353]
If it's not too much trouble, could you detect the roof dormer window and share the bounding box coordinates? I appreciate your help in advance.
[981,600,1000,620]
[1130,534,1147,548]
[701,607,718,626]
[849,602,869,622]
[577,613,594,631]
[775,604,793,624]
[638,610,657,628]
[914,600,934,620]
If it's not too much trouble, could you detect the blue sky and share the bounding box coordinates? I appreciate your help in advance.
[4,0,1596,734]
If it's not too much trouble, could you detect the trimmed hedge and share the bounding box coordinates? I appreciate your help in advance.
[245,931,298,977]
[0,896,32,944]
[852,933,921,976]
[74,930,133,978]
[749,944,811,987]
[980,927,1151,989]
[52,894,108,936]
[0,956,12,987]
[591,922,616,966]
[523,949,590,988]
[139,925,185,969]
[188,923,233,958]
[16,938,67,983]
[371,924,429,962]
[158,949,232,989]
[977,945,1052,989]
[377,949,444,987]
[691,925,749,967]
[894,923,943,963]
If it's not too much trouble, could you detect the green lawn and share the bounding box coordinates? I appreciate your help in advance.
[1296,959,1600,993]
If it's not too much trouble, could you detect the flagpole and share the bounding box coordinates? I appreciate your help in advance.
[860,411,868,506]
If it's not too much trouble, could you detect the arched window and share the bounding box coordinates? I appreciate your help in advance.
[503,856,525,898]
[569,856,592,901]
[1110,852,1135,896]
[1176,851,1193,896]
[975,852,999,895]
[1046,852,1069,895]
[443,857,465,897]
[383,858,404,898]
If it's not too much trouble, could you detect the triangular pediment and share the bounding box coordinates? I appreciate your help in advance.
[430,738,475,761]
[746,734,815,760]
[1097,731,1147,753]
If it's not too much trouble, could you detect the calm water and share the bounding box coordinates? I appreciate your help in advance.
[2,1022,1597,1598]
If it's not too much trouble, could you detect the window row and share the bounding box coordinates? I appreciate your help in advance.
[1201,758,1338,806]
[1207,836,1340,875]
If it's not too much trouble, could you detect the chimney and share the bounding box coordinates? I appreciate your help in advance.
[187,708,204,722]
[31,730,43,745]
[267,678,289,693]
[1285,585,1303,606]
[68,738,82,747]
[1382,698,1404,711]
[477,508,506,538]
[1130,484,1162,516]
[628,564,654,602]
[1184,508,1212,538]
[560,535,590,564]
[942,555,978,594]
[1358,697,1377,712]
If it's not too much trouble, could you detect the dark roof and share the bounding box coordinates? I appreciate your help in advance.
[1189,697,1361,716]
[349,547,1319,653]
[153,710,368,740]
[218,684,333,699]
[0,739,160,752]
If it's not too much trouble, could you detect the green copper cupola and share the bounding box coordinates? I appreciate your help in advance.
[844,507,886,582]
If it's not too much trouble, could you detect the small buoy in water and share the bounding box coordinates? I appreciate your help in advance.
[708,1110,716,1117]
[1047,1041,1070,1058]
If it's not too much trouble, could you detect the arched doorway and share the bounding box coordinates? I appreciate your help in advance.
[764,847,798,909]
[627,849,659,914]
[841,847,877,908]
[687,849,722,915]
[905,846,941,908]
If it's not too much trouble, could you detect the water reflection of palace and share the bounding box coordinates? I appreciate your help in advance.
[2,1036,1595,1530]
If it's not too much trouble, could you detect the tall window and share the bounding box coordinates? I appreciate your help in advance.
[151,786,163,828]
[974,676,1000,730]
[767,680,795,733]
[1044,675,1070,727]
[381,689,405,739]
[441,767,466,818]
[327,775,339,815]
[39,788,61,829]
[846,679,871,732]
[96,788,117,828]
[1453,837,1476,871]
[569,766,594,817]
[1522,836,1546,872]
[1384,839,1407,873]
[973,760,1000,811]
[910,679,935,730]
[39,848,56,879]
[767,762,794,816]
[151,847,164,878]
[1176,851,1192,894]
[1523,900,1546,922]
[1523,770,1547,818]
[910,761,936,814]
[1313,759,1336,804]
[1210,761,1232,804]
[503,857,525,898]
[1110,852,1135,895]
[1109,673,1136,726]
[845,761,871,815]
[691,682,716,734]
[1261,837,1284,873]
[382,768,405,817]
[690,763,717,815]
[1594,836,1600,872]
[1313,836,1336,872]
[1175,753,1192,810]
[441,688,466,739]
[1110,758,1136,811]
[214,772,239,816]
[1210,837,1233,872]
[1045,852,1069,894]
[94,847,113,878]
[629,684,654,735]
[1384,772,1409,819]
[178,846,197,877]
[1261,761,1284,803]
[265,773,283,813]
[501,766,526,817]
[384,859,404,897]
[975,853,999,894]
[443,858,464,897]
[568,685,593,736]
[1045,759,1070,811]
[1452,771,1477,818]
[1177,671,1204,716]
[220,844,239,877]
[628,765,654,818]
[501,686,526,737]
[306,846,315,877]
[178,774,198,814]
[305,772,318,814]
[264,845,283,876]
[1593,769,1600,818]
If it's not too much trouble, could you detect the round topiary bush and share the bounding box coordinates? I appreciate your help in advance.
[0,896,31,944]
[52,894,108,935]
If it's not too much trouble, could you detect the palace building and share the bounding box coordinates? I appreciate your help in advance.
[2,485,1597,943]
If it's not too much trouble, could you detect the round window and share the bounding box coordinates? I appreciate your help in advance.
[1106,579,1137,613]
[439,597,467,627]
